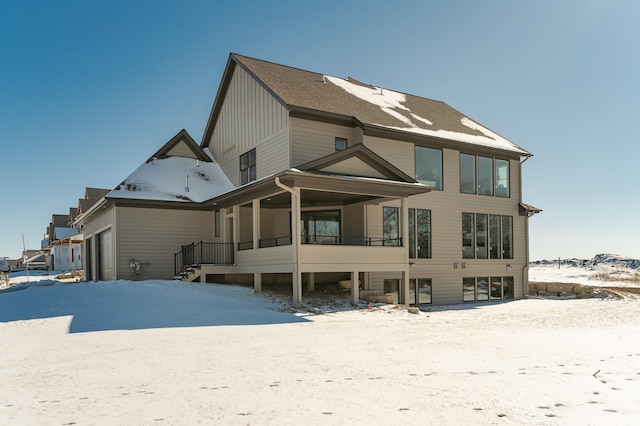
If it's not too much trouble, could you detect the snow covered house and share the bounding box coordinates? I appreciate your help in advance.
[76,130,233,281]
[78,53,541,307]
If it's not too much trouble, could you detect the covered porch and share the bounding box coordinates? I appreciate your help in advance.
[197,168,430,306]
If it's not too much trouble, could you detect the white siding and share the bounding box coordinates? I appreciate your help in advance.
[211,66,290,185]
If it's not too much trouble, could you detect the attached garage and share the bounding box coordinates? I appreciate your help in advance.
[96,228,113,280]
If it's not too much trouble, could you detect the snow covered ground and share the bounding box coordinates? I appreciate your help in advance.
[530,253,640,289]
[2,263,640,425]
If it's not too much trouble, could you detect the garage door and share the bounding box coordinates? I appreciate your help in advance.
[97,228,113,280]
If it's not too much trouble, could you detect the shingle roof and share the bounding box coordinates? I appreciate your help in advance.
[206,54,530,156]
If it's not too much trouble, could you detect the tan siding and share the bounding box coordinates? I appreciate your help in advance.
[165,142,197,159]
[321,157,387,178]
[366,147,528,304]
[210,66,289,185]
[116,207,213,280]
[363,136,414,176]
[236,246,295,271]
[300,245,405,266]
[290,118,361,166]
[83,205,116,281]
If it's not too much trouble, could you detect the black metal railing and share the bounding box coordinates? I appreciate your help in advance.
[259,235,292,248]
[301,236,402,246]
[174,241,234,276]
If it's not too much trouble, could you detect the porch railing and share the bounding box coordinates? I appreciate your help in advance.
[237,235,402,250]
[302,236,402,246]
[174,241,234,277]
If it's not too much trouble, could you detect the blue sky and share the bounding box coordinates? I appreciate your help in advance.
[1,0,638,261]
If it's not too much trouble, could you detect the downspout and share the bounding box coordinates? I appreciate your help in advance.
[520,154,532,297]
[275,177,301,304]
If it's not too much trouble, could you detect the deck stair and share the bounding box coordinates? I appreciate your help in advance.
[173,265,202,282]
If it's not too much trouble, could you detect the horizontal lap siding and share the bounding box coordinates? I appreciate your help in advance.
[300,245,405,267]
[364,140,528,304]
[236,246,295,273]
[212,66,289,185]
[291,118,361,166]
[364,136,414,175]
[116,207,213,280]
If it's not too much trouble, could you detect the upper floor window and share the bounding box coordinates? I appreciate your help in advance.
[240,148,256,185]
[460,154,510,197]
[415,146,443,190]
[335,137,348,151]
[409,208,432,258]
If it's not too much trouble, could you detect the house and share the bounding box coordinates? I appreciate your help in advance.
[76,130,233,281]
[80,53,540,307]
[197,53,540,306]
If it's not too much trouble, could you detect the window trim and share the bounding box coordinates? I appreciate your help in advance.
[409,208,432,259]
[462,212,513,260]
[335,137,348,151]
[415,146,443,190]
[239,148,256,185]
[459,153,510,198]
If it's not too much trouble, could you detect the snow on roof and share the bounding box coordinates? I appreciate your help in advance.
[108,155,234,203]
[325,75,528,155]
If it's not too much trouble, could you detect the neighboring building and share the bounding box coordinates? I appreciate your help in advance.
[76,130,233,281]
[79,53,541,307]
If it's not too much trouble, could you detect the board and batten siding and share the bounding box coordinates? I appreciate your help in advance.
[290,117,362,166]
[116,207,213,280]
[364,142,528,304]
[211,66,289,185]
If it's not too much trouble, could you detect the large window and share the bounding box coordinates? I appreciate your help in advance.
[409,208,432,258]
[459,154,510,197]
[459,153,476,193]
[409,278,432,305]
[240,148,256,185]
[383,206,400,246]
[462,213,513,259]
[415,146,443,190]
[301,210,340,244]
[464,276,514,302]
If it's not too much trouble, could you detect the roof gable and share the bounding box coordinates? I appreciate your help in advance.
[203,53,530,156]
[150,129,211,162]
[297,144,416,183]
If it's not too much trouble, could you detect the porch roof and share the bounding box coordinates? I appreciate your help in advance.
[203,169,431,209]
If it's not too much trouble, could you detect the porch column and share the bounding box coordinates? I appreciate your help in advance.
[308,272,315,292]
[350,271,360,305]
[68,239,73,272]
[400,197,410,305]
[401,197,409,263]
[252,199,260,250]
[254,272,262,293]
[401,269,410,305]
[291,188,302,306]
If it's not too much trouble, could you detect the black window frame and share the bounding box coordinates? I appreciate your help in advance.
[240,148,256,185]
